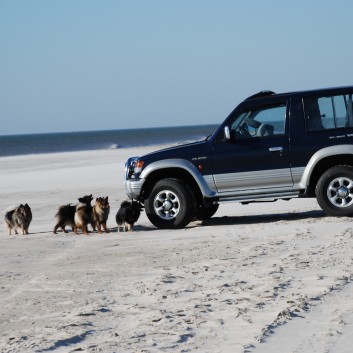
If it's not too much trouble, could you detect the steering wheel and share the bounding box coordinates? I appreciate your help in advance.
[238,123,251,137]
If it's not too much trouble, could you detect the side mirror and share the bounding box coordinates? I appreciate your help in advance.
[224,126,231,141]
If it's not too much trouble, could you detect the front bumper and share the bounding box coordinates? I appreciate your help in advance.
[125,178,145,200]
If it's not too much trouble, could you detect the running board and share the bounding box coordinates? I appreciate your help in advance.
[217,191,300,203]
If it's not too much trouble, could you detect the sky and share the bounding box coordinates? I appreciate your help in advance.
[1,0,353,135]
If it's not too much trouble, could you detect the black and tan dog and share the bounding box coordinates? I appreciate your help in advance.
[115,200,143,232]
[92,196,110,233]
[5,203,32,235]
[53,204,76,234]
[53,195,94,234]
[74,194,95,235]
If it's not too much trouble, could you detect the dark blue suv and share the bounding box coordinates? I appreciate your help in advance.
[125,86,353,229]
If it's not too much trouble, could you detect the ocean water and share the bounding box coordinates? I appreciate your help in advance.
[0,125,218,157]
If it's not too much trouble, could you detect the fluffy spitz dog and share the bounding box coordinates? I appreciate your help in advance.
[53,204,76,234]
[5,203,32,235]
[53,195,93,234]
[115,200,143,232]
[74,194,94,235]
[93,196,110,233]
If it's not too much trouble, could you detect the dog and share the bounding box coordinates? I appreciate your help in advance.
[4,204,32,235]
[115,200,143,232]
[53,195,94,234]
[92,196,110,233]
[74,194,95,235]
[53,204,76,234]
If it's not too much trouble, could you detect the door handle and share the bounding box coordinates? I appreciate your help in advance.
[269,147,283,152]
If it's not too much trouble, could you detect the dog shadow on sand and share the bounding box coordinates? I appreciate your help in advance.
[31,225,154,235]
[29,210,326,234]
[200,209,326,227]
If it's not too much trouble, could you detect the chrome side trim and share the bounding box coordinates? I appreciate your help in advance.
[212,185,299,198]
[291,167,306,188]
[269,146,283,152]
[140,159,217,197]
[213,168,293,192]
[298,145,353,188]
[203,174,218,192]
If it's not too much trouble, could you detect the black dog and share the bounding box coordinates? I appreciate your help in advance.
[53,204,76,234]
[115,200,143,232]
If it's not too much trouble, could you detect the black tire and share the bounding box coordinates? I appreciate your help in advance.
[316,165,353,217]
[195,203,219,221]
[144,178,196,229]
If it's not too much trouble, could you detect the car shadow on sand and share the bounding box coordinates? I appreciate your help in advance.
[200,209,326,227]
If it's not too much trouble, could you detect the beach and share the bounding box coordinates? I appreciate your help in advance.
[1,146,353,353]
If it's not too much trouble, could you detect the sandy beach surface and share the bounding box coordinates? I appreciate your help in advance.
[1,146,353,353]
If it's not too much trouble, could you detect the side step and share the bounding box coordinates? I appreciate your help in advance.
[217,191,301,203]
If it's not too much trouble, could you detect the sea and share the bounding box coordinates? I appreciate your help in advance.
[0,124,219,158]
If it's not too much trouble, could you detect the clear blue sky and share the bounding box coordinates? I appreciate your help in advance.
[1,0,353,135]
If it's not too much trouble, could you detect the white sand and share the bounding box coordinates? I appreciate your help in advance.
[1,146,353,353]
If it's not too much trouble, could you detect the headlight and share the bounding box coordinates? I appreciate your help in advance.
[125,157,144,179]
[134,160,144,173]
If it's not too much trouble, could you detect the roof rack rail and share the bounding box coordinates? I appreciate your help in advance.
[245,90,276,100]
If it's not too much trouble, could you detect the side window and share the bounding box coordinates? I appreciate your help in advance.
[334,96,350,128]
[304,94,353,131]
[318,97,335,129]
[231,104,286,139]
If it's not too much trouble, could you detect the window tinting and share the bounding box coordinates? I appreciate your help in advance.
[304,94,353,131]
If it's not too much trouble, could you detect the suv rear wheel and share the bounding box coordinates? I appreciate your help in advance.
[316,165,353,216]
[145,178,196,229]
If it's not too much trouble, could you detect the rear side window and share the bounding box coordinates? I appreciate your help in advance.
[304,94,353,131]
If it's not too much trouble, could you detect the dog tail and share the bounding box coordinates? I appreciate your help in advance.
[4,205,17,213]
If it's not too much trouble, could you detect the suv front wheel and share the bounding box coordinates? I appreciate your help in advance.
[145,178,196,229]
[316,165,353,216]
